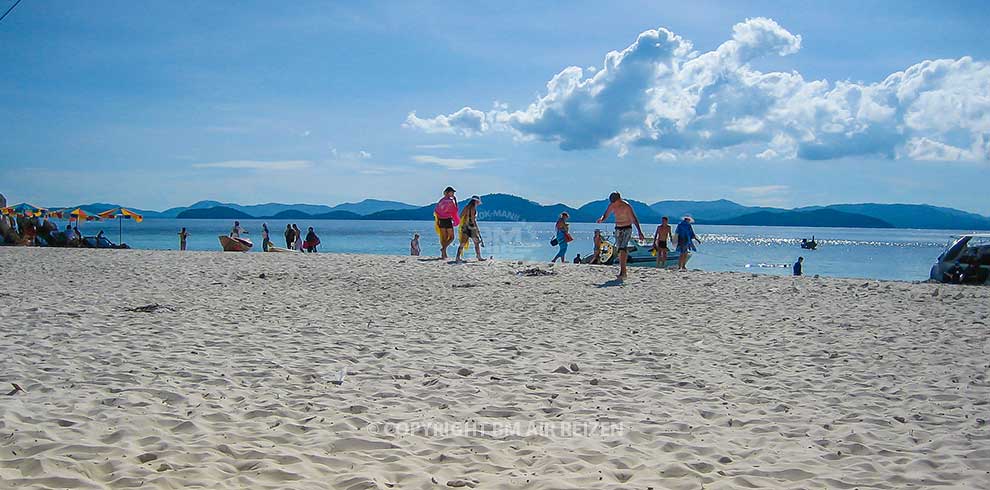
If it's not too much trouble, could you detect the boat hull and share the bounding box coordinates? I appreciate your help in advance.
[219,235,253,252]
[611,242,687,268]
[266,246,299,253]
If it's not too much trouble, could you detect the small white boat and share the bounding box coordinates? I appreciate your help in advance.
[930,234,990,284]
[265,246,299,253]
[584,234,688,268]
[219,235,253,252]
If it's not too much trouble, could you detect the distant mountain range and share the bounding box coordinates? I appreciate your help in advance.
[707,209,893,228]
[49,195,990,230]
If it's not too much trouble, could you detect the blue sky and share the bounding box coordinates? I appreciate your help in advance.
[1,1,988,213]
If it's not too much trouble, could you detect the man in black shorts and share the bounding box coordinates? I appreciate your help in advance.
[654,216,672,268]
[596,192,645,280]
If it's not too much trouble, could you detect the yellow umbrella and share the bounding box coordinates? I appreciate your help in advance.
[98,207,143,245]
[97,207,143,222]
[68,208,98,222]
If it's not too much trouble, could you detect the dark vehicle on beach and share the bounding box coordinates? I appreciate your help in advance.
[930,234,990,284]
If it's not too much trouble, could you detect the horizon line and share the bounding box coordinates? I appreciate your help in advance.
[8,193,988,218]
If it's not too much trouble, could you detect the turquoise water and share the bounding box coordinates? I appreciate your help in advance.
[68,218,960,281]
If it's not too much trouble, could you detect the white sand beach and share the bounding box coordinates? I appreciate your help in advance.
[1,247,988,489]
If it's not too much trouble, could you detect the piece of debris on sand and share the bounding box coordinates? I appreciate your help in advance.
[516,267,556,277]
[125,304,175,313]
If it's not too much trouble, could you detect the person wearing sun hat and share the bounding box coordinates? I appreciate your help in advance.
[434,186,460,259]
[675,215,701,270]
[456,195,485,262]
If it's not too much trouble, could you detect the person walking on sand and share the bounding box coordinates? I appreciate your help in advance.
[261,223,272,251]
[597,192,645,280]
[675,216,701,270]
[178,227,190,251]
[230,221,247,238]
[410,233,421,256]
[304,227,321,253]
[793,256,804,276]
[292,224,303,251]
[284,224,294,249]
[550,212,571,264]
[434,186,460,260]
[456,195,486,262]
[654,216,673,268]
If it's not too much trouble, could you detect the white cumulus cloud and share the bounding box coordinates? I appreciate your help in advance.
[405,107,489,136]
[407,17,990,162]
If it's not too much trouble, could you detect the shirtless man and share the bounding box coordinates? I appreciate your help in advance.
[597,192,645,280]
[654,216,673,268]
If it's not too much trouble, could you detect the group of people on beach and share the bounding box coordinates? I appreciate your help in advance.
[425,187,702,280]
[173,187,705,280]
[0,213,116,248]
[549,192,701,279]
[273,223,321,253]
[179,222,323,252]
[429,186,487,262]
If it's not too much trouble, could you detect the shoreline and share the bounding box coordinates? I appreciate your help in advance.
[2,247,988,489]
[1,245,950,285]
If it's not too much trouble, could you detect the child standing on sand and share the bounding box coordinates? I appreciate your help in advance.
[410,233,420,256]
[178,227,189,251]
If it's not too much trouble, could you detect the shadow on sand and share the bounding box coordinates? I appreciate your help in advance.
[595,278,624,288]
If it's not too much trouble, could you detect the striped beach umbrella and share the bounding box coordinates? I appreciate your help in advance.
[98,208,143,245]
[67,208,99,222]
[1,203,46,217]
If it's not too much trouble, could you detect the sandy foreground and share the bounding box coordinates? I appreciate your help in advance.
[0,247,988,490]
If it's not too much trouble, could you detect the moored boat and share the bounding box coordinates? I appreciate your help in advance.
[219,235,253,252]
[584,234,688,268]
[265,245,299,253]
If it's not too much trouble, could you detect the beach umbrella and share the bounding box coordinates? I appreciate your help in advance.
[98,207,143,244]
[66,208,100,235]
[68,208,97,222]
[1,202,46,217]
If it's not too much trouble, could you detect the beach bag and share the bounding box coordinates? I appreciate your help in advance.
[550,237,559,247]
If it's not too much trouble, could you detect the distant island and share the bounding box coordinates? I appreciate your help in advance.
[56,195,990,230]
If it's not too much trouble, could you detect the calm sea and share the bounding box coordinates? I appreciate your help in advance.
[69,218,960,282]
